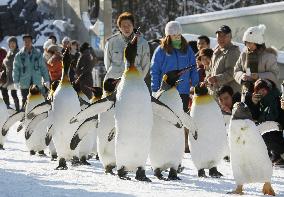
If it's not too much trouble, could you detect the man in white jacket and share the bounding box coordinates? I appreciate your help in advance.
[104,12,150,81]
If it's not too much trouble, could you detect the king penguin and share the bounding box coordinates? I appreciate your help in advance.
[72,87,103,165]
[23,85,49,156]
[51,48,81,169]
[0,98,18,150]
[189,84,228,178]
[150,67,198,181]
[228,102,275,196]
[114,36,153,182]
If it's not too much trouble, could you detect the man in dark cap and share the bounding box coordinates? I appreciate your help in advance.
[206,25,241,99]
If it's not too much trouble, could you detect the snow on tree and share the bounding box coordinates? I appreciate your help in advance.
[111,0,283,40]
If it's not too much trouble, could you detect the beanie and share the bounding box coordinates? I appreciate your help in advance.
[243,24,266,45]
[165,21,182,36]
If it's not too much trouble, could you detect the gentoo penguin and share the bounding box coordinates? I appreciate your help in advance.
[189,84,228,178]
[150,67,198,181]
[51,49,81,169]
[228,102,275,196]
[0,98,18,149]
[23,85,48,156]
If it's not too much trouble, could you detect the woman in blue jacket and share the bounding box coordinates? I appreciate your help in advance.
[151,21,199,112]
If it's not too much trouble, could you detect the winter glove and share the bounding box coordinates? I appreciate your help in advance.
[14,83,20,90]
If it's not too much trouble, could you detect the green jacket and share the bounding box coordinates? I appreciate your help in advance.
[13,47,50,89]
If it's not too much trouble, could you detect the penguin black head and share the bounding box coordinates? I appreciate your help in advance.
[194,83,208,96]
[103,78,121,93]
[62,48,71,74]
[161,66,193,90]
[124,35,138,65]
[232,102,253,120]
[29,85,41,95]
[89,87,103,98]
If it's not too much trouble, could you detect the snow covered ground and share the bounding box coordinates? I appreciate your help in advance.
[1,122,284,197]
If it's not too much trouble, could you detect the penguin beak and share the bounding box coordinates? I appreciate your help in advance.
[113,78,121,85]
[177,66,193,76]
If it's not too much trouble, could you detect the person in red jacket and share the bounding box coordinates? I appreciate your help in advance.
[46,44,63,82]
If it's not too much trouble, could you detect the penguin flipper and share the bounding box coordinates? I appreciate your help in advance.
[78,96,90,110]
[151,96,183,128]
[70,94,115,124]
[45,124,54,146]
[26,101,51,120]
[181,112,199,140]
[70,117,98,150]
[2,111,25,136]
[257,121,281,135]
[25,112,49,140]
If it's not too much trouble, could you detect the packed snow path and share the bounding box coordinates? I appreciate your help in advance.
[0,122,284,197]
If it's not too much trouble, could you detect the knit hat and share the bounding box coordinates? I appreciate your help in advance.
[165,21,182,36]
[43,39,53,50]
[243,24,266,44]
[7,36,17,44]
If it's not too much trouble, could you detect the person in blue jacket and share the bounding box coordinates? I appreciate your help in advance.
[151,21,199,153]
[151,21,199,112]
[13,34,50,111]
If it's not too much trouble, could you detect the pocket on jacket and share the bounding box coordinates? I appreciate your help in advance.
[112,51,123,65]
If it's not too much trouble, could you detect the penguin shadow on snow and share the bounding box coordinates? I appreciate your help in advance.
[0,157,50,164]
[0,169,135,197]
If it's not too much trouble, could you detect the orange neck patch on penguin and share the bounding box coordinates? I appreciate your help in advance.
[60,73,71,87]
[124,65,140,78]
[193,94,214,105]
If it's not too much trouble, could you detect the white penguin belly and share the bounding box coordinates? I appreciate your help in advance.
[53,87,81,160]
[97,109,116,168]
[190,101,228,170]
[150,89,185,170]
[229,119,272,185]
[150,116,184,170]
[115,79,153,171]
[0,103,10,145]
[78,128,97,158]
[25,117,49,151]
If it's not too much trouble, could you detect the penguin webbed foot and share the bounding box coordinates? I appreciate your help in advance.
[80,156,91,165]
[198,169,207,178]
[262,182,276,196]
[105,165,116,175]
[51,154,58,161]
[30,150,36,155]
[154,168,168,181]
[177,164,185,173]
[227,185,244,195]
[38,150,47,157]
[167,168,181,181]
[209,167,223,178]
[117,166,131,180]
[71,156,81,166]
[0,144,4,150]
[135,167,151,182]
[55,158,68,170]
